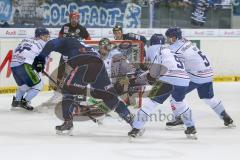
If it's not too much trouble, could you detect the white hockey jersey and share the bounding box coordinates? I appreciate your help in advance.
[169,39,213,84]
[146,44,190,86]
[11,38,47,67]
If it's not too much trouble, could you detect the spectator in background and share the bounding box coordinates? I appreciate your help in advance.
[0,21,10,27]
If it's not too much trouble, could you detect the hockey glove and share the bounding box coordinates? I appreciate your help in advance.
[129,71,156,86]
[33,56,45,72]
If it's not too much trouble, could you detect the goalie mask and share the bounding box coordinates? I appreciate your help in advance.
[99,38,111,57]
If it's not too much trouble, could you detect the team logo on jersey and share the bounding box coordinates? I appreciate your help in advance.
[64,26,69,33]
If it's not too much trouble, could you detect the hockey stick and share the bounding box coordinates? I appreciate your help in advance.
[42,70,100,124]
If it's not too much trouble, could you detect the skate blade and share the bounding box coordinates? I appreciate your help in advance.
[10,107,20,111]
[127,128,145,139]
[138,128,146,137]
[10,107,33,112]
[165,125,184,130]
[186,134,198,140]
[128,136,135,143]
[97,120,104,126]
[226,123,236,128]
[56,128,73,136]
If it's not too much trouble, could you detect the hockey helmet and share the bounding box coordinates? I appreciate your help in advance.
[69,11,80,19]
[150,34,165,46]
[165,27,182,39]
[35,27,50,38]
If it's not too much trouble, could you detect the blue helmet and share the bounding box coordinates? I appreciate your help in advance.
[150,34,165,46]
[35,27,50,38]
[165,27,182,39]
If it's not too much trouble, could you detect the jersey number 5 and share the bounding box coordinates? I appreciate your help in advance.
[197,51,210,67]
[174,55,184,69]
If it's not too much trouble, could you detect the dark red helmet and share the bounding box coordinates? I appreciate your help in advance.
[69,11,80,20]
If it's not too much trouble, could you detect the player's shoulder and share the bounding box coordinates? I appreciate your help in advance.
[160,44,170,50]
[124,33,137,39]
[21,37,34,42]
[147,44,160,51]
[148,44,169,51]
[170,38,190,53]
[22,38,40,46]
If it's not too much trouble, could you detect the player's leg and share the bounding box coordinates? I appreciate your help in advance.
[129,97,160,137]
[55,54,103,134]
[55,94,75,135]
[90,65,134,125]
[197,82,235,127]
[11,64,43,110]
[55,66,87,134]
[129,81,172,137]
[22,64,43,110]
[170,85,197,139]
[11,66,25,108]
[166,81,198,128]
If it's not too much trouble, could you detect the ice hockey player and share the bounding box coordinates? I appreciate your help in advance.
[11,27,50,111]
[40,11,91,107]
[112,25,147,45]
[128,34,197,139]
[165,27,235,128]
[33,37,135,135]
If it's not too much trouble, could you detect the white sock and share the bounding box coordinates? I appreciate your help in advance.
[132,98,158,129]
[24,88,40,102]
[203,98,225,119]
[170,98,195,127]
[15,85,29,101]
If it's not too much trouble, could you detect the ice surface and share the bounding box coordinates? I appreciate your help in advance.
[0,82,239,160]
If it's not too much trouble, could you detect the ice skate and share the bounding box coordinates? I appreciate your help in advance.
[221,111,236,128]
[11,96,21,110]
[20,98,34,111]
[165,116,184,130]
[56,120,73,136]
[184,126,197,140]
[128,128,145,138]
